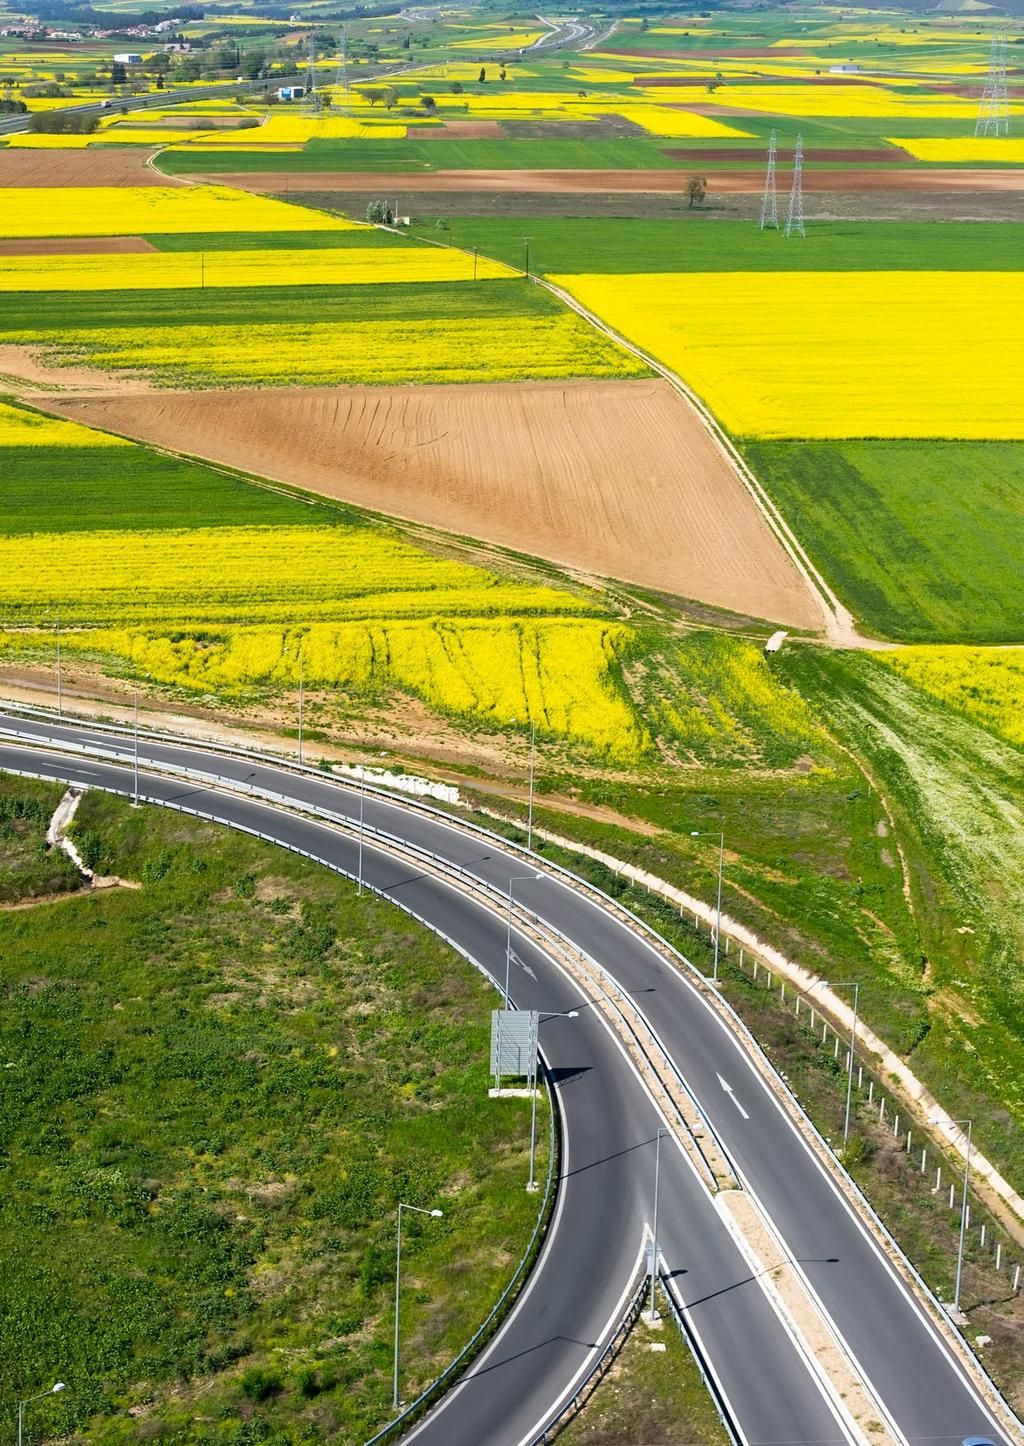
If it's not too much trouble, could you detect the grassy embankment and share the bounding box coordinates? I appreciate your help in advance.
[0,783,547,1443]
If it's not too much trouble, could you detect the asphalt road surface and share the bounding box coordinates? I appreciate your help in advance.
[0,715,1014,1446]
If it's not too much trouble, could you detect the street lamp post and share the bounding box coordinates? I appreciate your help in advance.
[18,1383,66,1446]
[297,649,304,768]
[527,1009,578,1192]
[133,685,140,807]
[505,872,542,1006]
[649,1126,666,1322]
[55,609,62,717]
[393,1204,443,1409]
[931,1115,973,1315]
[690,831,724,982]
[526,721,536,852]
[357,768,365,895]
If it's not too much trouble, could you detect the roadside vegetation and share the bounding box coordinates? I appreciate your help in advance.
[0,784,546,1443]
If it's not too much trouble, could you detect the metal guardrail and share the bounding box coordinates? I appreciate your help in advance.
[532,1273,648,1444]
[2,758,562,1446]
[3,706,1020,1437]
[0,714,735,1191]
[658,1277,742,1446]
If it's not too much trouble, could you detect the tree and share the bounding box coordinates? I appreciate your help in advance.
[686,175,708,209]
[364,88,383,106]
[110,61,127,86]
[450,80,462,94]
[421,94,436,110]
[383,86,399,110]
[478,66,486,82]
[366,199,393,224]
[499,67,506,80]
[401,32,411,49]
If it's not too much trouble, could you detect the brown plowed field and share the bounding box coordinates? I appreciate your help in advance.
[0,236,156,254]
[47,379,822,629]
[420,120,505,138]
[222,166,1024,194]
[0,148,185,187]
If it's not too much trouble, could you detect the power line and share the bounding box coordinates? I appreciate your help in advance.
[976,32,1009,138]
[785,132,805,238]
[759,127,779,230]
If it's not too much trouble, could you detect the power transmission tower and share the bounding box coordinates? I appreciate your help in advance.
[301,31,319,115]
[759,127,779,230]
[785,132,805,238]
[975,32,1009,137]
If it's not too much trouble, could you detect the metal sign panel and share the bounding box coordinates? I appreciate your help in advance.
[490,1009,538,1079]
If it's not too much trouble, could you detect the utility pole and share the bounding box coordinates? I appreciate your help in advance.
[523,235,531,278]
[690,831,725,982]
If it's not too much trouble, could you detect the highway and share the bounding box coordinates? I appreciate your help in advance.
[0,713,1015,1446]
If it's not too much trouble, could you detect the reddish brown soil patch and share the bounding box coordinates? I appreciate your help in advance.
[46,379,822,629]
[419,120,505,139]
[215,166,1024,195]
[601,44,805,60]
[0,148,185,187]
[0,235,157,254]
[661,146,910,163]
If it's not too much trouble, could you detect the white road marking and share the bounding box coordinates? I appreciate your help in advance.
[717,1072,750,1120]
[509,949,537,981]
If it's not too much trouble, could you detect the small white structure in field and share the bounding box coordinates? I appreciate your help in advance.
[829,63,860,73]
[277,84,306,100]
[764,630,788,654]
[114,51,143,63]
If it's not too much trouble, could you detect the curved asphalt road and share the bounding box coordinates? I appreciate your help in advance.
[0,716,1015,1446]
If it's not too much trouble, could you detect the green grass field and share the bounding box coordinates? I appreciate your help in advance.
[144,228,412,251]
[743,439,1024,643]
[3,441,352,535]
[0,277,546,331]
[0,787,545,1443]
[414,217,1024,275]
[156,136,686,174]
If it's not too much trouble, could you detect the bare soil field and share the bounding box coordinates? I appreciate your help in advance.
[0,343,157,396]
[220,166,1024,194]
[0,236,156,254]
[420,120,505,139]
[0,148,185,187]
[46,378,822,629]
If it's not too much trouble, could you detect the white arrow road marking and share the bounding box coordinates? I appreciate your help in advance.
[717,1072,750,1120]
[509,950,537,981]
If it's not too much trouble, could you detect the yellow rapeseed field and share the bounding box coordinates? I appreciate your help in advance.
[23,313,645,387]
[0,523,646,758]
[0,400,129,447]
[0,524,594,626]
[880,647,1024,747]
[634,82,1021,119]
[0,246,513,292]
[888,136,1024,163]
[0,186,359,239]
[553,271,1024,439]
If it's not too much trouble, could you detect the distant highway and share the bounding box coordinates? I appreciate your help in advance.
[0,711,1016,1446]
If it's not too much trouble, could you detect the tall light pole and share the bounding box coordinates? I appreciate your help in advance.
[297,648,304,768]
[55,608,62,717]
[690,831,724,982]
[357,768,365,895]
[649,1126,666,1322]
[526,1009,577,1192]
[526,721,536,852]
[505,872,542,1005]
[805,979,860,1147]
[133,684,140,807]
[393,1203,443,1409]
[931,1115,973,1316]
[18,1382,66,1446]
